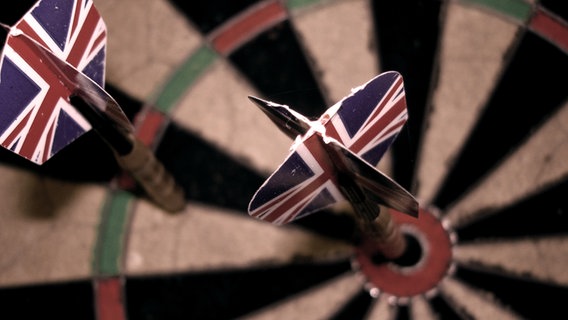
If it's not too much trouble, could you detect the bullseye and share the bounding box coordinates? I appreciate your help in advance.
[353,207,455,300]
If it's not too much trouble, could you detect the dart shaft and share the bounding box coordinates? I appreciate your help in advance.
[340,177,406,259]
[359,204,406,259]
[71,96,185,213]
[70,96,133,155]
[335,164,408,259]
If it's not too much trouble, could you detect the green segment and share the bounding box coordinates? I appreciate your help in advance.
[92,190,132,276]
[153,45,217,113]
[461,0,532,22]
[288,0,531,21]
[287,0,322,10]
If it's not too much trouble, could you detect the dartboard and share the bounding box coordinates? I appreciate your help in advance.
[1,0,567,319]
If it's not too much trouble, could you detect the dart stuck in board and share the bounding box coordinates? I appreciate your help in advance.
[0,0,185,212]
[248,71,419,259]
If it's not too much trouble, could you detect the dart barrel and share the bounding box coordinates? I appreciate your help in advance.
[114,136,186,213]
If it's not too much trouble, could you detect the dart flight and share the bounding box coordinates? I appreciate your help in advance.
[248,71,419,225]
[0,0,185,212]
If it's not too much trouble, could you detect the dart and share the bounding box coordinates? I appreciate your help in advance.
[248,71,419,259]
[0,0,185,212]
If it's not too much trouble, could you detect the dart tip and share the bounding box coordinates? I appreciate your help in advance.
[248,95,272,108]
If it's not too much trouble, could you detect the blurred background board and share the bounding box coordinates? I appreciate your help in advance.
[1,0,567,319]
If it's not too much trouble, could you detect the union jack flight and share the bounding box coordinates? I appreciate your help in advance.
[247,71,419,227]
[0,0,109,164]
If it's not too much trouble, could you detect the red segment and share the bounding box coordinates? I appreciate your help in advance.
[210,0,287,55]
[133,108,167,147]
[529,7,568,53]
[95,277,126,320]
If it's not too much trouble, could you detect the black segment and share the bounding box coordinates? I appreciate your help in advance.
[0,280,95,320]
[125,260,351,320]
[41,130,118,181]
[0,25,7,51]
[539,1,568,22]
[371,0,443,191]
[156,122,266,212]
[433,31,568,210]
[456,177,568,241]
[0,125,118,183]
[0,0,37,26]
[157,121,359,242]
[429,294,468,319]
[455,265,568,320]
[229,20,328,117]
[329,289,374,320]
[395,304,411,320]
[167,0,261,34]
